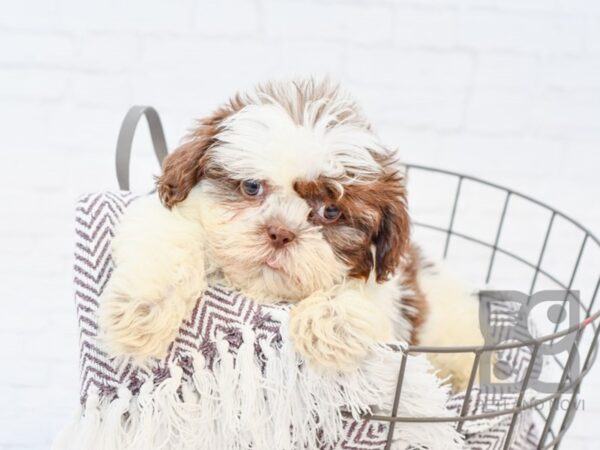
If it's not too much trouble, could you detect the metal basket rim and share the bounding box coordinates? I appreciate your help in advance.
[370,164,600,449]
[402,163,600,354]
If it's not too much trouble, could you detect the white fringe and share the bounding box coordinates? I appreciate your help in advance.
[53,320,463,450]
[128,379,157,449]
[363,345,463,450]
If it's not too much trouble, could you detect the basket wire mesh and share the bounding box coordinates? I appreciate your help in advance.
[369,164,600,450]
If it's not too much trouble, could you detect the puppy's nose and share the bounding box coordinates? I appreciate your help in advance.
[267,225,296,248]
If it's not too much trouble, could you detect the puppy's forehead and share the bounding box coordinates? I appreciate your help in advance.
[211,103,383,188]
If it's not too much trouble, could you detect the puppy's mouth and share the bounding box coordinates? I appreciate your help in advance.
[261,237,294,272]
[265,255,282,270]
[263,246,292,272]
[264,251,289,271]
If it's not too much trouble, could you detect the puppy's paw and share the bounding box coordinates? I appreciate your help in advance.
[98,285,187,361]
[289,290,392,371]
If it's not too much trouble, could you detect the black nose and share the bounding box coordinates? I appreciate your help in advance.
[267,225,296,248]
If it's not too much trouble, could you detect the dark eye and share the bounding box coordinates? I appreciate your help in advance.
[241,179,264,197]
[320,204,342,222]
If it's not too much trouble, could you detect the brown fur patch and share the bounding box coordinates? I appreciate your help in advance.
[399,244,429,344]
[156,105,240,208]
[294,155,410,283]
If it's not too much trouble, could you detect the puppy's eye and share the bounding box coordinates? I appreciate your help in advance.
[241,179,264,197]
[319,204,342,222]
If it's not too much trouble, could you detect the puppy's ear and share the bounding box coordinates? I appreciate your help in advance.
[372,170,410,283]
[156,109,231,208]
[157,141,207,208]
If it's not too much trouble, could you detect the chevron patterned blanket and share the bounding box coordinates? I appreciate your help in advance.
[52,192,538,450]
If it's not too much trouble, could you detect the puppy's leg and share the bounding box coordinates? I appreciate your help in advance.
[99,195,207,361]
[289,283,394,370]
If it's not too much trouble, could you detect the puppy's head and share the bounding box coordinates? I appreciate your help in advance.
[157,79,409,300]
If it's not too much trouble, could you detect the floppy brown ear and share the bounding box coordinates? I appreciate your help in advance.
[372,173,410,283]
[156,108,233,208]
[156,140,209,208]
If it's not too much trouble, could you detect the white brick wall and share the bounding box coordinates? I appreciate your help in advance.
[1,0,599,448]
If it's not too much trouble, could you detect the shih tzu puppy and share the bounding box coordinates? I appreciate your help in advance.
[99,79,483,390]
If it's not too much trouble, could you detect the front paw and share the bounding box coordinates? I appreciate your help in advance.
[98,286,187,361]
[289,291,392,371]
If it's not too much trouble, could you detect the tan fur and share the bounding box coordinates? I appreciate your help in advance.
[416,263,485,392]
[289,288,390,370]
[99,195,207,361]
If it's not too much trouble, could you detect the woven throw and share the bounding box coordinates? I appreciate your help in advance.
[52,191,538,450]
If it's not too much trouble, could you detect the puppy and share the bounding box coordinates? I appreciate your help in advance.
[99,79,483,390]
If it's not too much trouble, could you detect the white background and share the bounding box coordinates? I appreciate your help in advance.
[1,0,599,448]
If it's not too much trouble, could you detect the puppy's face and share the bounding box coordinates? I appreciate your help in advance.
[157,81,409,301]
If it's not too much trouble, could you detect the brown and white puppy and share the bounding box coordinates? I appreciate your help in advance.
[100,79,482,389]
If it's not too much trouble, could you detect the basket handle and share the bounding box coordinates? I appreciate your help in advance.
[116,105,169,191]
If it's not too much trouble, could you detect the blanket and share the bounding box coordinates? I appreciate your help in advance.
[52,191,538,450]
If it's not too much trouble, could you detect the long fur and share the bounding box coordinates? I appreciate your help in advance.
[99,78,483,387]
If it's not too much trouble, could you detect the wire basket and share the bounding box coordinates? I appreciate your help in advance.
[368,164,600,450]
[115,107,599,450]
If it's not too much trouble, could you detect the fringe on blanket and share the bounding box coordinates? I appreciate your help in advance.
[53,320,462,450]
